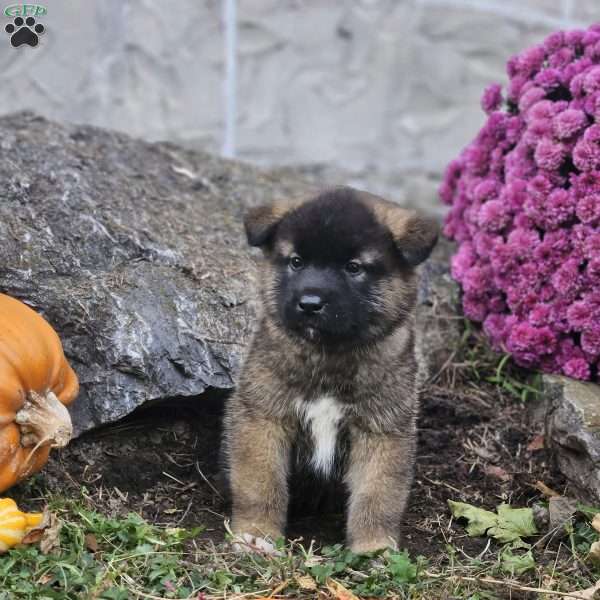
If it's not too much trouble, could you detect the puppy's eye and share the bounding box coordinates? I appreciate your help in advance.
[289,255,304,270]
[345,260,362,275]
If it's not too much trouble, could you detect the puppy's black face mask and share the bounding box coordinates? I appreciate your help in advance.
[273,195,401,347]
[244,187,439,349]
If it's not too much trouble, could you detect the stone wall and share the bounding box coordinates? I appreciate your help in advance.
[1,0,597,213]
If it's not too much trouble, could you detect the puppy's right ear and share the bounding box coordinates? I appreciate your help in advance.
[243,202,297,247]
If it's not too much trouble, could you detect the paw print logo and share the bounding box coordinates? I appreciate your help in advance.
[5,16,45,47]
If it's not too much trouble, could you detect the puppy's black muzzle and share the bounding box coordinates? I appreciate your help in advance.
[298,294,326,314]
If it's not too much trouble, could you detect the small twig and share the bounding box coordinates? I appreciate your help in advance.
[177,499,194,525]
[195,461,224,499]
[203,337,246,346]
[426,572,592,599]
[423,476,463,495]
[162,471,186,486]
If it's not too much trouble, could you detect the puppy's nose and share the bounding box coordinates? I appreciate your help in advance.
[298,294,325,314]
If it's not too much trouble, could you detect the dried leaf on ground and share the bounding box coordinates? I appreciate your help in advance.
[576,579,600,599]
[85,533,99,553]
[39,513,61,554]
[592,513,600,534]
[548,496,578,531]
[326,578,360,600]
[527,434,545,451]
[589,541,600,564]
[21,508,51,545]
[484,465,512,482]
[296,574,317,591]
[534,480,560,497]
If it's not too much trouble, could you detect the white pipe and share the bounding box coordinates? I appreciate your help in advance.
[223,0,237,158]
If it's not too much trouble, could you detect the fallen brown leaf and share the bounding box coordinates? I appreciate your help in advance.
[85,533,99,553]
[326,578,360,600]
[548,496,578,531]
[21,508,51,545]
[589,541,600,565]
[534,480,560,498]
[575,578,600,599]
[21,529,44,545]
[527,434,545,452]
[484,465,512,482]
[592,513,600,534]
[40,513,61,554]
[296,574,317,591]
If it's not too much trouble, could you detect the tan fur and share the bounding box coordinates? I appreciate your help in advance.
[224,187,438,553]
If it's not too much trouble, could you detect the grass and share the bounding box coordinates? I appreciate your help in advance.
[456,319,543,403]
[1,492,600,599]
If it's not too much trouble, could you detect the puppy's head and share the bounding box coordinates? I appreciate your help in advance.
[244,187,438,347]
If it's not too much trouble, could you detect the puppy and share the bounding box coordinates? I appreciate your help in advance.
[223,186,438,553]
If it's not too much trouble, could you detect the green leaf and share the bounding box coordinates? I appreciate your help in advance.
[448,500,537,544]
[386,550,418,583]
[500,544,535,575]
[488,504,537,543]
[448,500,498,536]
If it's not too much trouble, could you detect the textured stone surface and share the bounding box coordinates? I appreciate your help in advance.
[544,376,600,503]
[416,237,461,379]
[0,112,314,435]
[0,0,583,215]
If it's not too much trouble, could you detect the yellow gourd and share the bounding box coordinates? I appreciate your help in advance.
[0,498,43,552]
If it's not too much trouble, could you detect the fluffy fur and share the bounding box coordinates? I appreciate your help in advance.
[223,186,438,553]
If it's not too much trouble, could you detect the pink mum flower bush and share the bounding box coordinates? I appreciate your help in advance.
[440,24,600,382]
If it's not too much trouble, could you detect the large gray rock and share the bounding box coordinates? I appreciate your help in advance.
[0,112,314,434]
[0,112,454,435]
[544,376,600,503]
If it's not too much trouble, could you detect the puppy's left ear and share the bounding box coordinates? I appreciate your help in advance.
[244,201,297,247]
[378,205,439,267]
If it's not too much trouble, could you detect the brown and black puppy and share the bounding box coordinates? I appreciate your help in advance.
[223,186,438,553]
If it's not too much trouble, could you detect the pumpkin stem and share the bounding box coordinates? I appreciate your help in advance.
[15,390,73,449]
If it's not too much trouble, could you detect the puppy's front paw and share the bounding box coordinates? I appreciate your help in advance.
[349,536,398,554]
[231,532,283,555]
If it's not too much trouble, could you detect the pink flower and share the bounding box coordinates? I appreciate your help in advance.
[481,83,503,114]
[576,194,600,224]
[519,87,546,113]
[450,242,476,281]
[584,65,600,94]
[563,358,591,379]
[477,199,510,232]
[462,266,492,296]
[463,296,488,322]
[506,322,557,366]
[544,31,565,54]
[544,189,576,229]
[573,139,600,171]
[553,109,588,138]
[582,326,600,358]
[549,47,575,69]
[441,23,600,379]
[567,300,591,330]
[534,139,566,170]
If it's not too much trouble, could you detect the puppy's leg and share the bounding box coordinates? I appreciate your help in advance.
[226,411,291,544]
[345,429,416,553]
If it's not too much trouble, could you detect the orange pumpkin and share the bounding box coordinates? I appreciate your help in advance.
[0,293,78,492]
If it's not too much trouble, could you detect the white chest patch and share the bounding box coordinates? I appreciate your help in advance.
[294,396,345,477]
